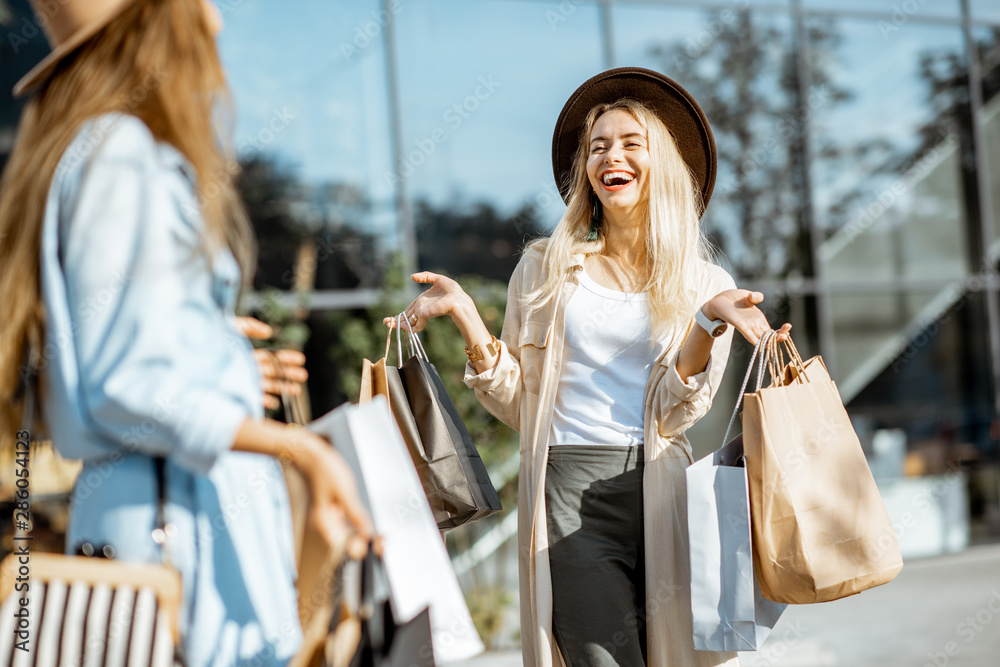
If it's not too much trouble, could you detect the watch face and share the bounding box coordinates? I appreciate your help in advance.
[712,323,727,337]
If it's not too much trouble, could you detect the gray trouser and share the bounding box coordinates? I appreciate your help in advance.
[546,445,646,667]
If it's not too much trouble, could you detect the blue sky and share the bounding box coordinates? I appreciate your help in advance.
[215,0,972,234]
[218,0,604,229]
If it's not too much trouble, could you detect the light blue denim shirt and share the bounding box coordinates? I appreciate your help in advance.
[38,113,301,666]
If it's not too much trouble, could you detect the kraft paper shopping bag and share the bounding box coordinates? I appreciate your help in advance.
[740,332,903,604]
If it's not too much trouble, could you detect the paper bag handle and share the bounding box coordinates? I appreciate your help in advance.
[382,314,415,366]
[721,329,776,447]
[383,322,394,364]
[765,334,808,387]
[399,311,429,362]
[384,312,431,366]
[266,349,308,426]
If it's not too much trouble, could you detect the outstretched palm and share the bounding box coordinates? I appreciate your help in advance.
[384,271,469,332]
[705,289,792,345]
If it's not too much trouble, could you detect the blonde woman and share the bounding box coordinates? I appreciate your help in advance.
[394,68,791,667]
[0,1,370,664]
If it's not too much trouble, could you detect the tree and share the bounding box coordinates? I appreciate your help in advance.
[646,11,869,275]
[236,155,310,291]
[415,198,544,282]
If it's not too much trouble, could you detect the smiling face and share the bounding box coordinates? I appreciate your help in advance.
[586,108,650,218]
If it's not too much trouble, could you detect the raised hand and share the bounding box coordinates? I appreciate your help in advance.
[235,316,309,410]
[381,271,499,374]
[702,290,792,345]
[383,271,473,333]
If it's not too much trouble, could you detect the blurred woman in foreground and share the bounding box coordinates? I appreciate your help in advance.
[0,1,370,664]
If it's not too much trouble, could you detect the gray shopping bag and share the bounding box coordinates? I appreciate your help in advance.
[687,435,786,651]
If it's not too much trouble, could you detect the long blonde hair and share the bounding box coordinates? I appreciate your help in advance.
[527,98,714,335]
[0,0,256,435]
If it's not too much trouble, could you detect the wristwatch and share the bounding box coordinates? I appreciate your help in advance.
[695,307,728,338]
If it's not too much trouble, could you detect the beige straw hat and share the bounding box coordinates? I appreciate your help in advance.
[13,0,137,97]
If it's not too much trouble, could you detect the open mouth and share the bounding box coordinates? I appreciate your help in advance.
[600,170,635,191]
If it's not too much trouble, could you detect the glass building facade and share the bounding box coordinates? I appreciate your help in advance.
[194,0,1000,465]
[2,0,1000,586]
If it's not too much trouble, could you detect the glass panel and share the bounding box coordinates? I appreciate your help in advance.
[819,143,968,282]
[976,26,1000,253]
[824,286,984,401]
[612,5,804,281]
[809,18,971,285]
[219,0,398,290]
[850,291,995,459]
[0,0,52,171]
[393,0,604,280]
[801,0,960,19]
[971,0,1000,25]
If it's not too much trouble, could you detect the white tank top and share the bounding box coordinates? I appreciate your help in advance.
[549,268,670,447]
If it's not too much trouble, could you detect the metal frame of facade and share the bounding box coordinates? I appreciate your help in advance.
[274,0,1000,421]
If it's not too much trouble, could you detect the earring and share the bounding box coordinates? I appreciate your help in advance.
[587,192,602,242]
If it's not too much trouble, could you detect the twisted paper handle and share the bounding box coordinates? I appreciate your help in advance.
[721,330,775,447]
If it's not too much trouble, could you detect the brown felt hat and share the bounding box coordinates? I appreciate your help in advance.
[551,67,717,214]
[13,0,138,97]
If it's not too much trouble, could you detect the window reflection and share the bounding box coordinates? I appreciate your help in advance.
[807,18,968,248]
[801,0,959,19]
[971,0,1000,25]
[219,0,397,290]
[851,291,994,457]
[0,0,995,450]
[975,26,1000,251]
[818,133,968,283]
[0,0,49,172]
[808,18,974,389]
[391,0,604,277]
[614,5,804,280]
[831,289,930,386]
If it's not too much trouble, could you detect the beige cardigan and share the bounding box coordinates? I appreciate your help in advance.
[464,248,740,667]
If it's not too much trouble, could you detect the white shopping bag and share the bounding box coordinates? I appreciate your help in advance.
[308,398,484,662]
[687,435,785,651]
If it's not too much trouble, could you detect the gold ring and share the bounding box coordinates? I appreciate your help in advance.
[410,314,418,325]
